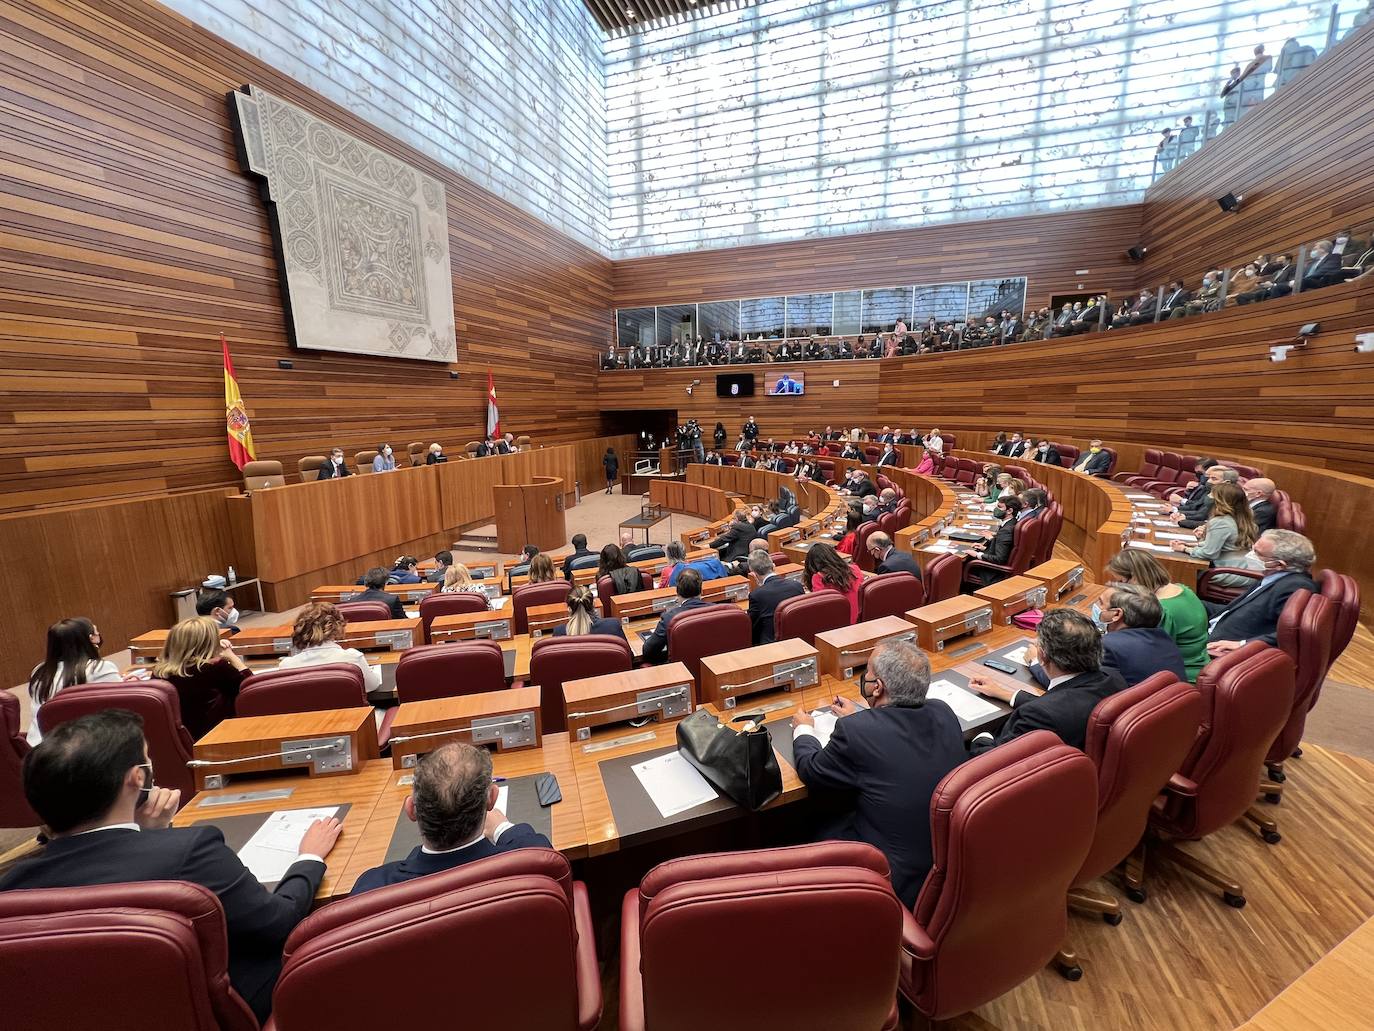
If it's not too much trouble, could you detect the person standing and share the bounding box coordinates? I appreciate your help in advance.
[603,447,619,495]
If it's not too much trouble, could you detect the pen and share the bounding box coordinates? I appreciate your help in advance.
[493,777,507,784]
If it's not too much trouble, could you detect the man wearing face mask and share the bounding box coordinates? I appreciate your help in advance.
[0,710,342,1022]
[1028,585,1186,688]
[964,496,1023,587]
[1070,439,1112,476]
[790,641,965,907]
[1205,530,1318,655]
[371,442,397,472]
[316,446,352,479]
[195,588,241,636]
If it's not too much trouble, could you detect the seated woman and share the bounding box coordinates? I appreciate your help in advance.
[658,541,687,588]
[152,616,252,739]
[26,617,121,745]
[276,602,383,693]
[964,496,1023,588]
[975,464,1004,501]
[551,585,627,640]
[598,544,643,595]
[1107,549,1209,682]
[914,447,936,475]
[425,442,446,464]
[804,542,861,622]
[835,509,863,557]
[440,563,491,608]
[526,554,558,584]
[1171,482,1261,587]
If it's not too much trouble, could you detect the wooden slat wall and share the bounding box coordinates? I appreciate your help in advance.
[0,0,613,514]
[610,206,1144,312]
[1138,24,1374,286]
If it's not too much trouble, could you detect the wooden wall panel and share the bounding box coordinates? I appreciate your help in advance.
[1138,24,1374,286]
[611,206,1144,313]
[0,0,613,514]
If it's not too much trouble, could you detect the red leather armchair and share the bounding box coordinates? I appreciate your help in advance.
[38,680,197,800]
[1,691,39,828]
[1055,443,1080,469]
[1276,498,1307,534]
[237,663,383,750]
[858,571,925,622]
[1117,448,1164,485]
[0,881,258,1030]
[334,600,392,623]
[1196,566,1264,605]
[900,731,1097,1021]
[1317,569,1360,664]
[1055,675,1202,978]
[621,843,903,1031]
[1261,589,1334,786]
[529,635,634,733]
[922,553,963,604]
[1031,502,1063,566]
[774,591,852,646]
[1125,643,1294,907]
[962,514,1043,588]
[667,605,751,681]
[853,521,881,571]
[418,592,488,644]
[271,850,599,1031]
[394,641,507,704]
[513,581,572,635]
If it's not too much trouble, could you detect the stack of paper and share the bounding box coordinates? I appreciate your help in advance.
[238,806,341,882]
[927,679,1002,722]
[807,710,839,747]
[1002,645,1033,666]
[1154,531,1196,542]
[633,752,717,818]
[1127,541,1174,553]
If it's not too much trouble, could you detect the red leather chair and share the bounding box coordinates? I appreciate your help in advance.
[922,553,963,603]
[1118,448,1164,485]
[774,591,851,646]
[1196,567,1264,605]
[335,600,392,623]
[768,550,787,565]
[529,635,634,733]
[38,680,196,801]
[1032,502,1063,566]
[854,521,881,571]
[1125,643,1294,907]
[596,571,652,612]
[943,433,957,449]
[1261,590,1334,787]
[1099,447,1118,476]
[395,641,507,703]
[418,592,488,644]
[237,663,367,717]
[962,514,1043,588]
[1317,569,1360,664]
[1,691,39,828]
[939,455,959,479]
[1276,498,1307,534]
[955,459,978,486]
[0,882,258,1030]
[272,851,600,1031]
[877,511,902,537]
[900,731,1097,1021]
[1055,676,1202,978]
[513,581,572,635]
[667,605,752,682]
[857,571,925,622]
[621,843,903,1031]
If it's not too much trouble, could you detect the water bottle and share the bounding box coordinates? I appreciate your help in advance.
[227,566,237,585]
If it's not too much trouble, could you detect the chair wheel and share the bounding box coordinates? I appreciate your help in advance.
[1263,792,1281,804]
[1262,829,1282,845]
[1223,892,1246,909]
[1267,768,1286,784]
[1103,911,1123,926]
[1059,964,1083,981]
[1292,748,1303,759]
[1125,886,1147,904]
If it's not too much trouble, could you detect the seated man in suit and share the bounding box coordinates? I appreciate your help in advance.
[317,447,352,479]
[497,432,520,454]
[506,544,538,589]
[1206,530,1318,653]
[425,549,454,584]
[843,470,878,499]
[746,550,805,644]
[0,711,340,1022]
[560,533,594,581]
[351,741,549,895]
[867,530,921,576]
[877,488,900,514]
[1028,585,1186,687]
[1245,477,1278,533]
[791,641,965,907]
[876,442,900,467]
[1171,465,1238,529]
[1031,438,1061,465]
[349,567,407,619]
[195,588,242,637]
[474,436,496,457]
[967,608,1128,754]
[1070,439,1112,476]
[710,509,757,564]
[641,570,712,664]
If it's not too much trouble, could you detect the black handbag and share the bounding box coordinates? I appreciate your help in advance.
[675,710,782,811]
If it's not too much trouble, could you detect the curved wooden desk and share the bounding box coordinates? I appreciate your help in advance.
[493,475,566,552]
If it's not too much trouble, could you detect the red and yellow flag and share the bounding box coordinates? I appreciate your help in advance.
[486,369,500,438]
[222,334,256,470]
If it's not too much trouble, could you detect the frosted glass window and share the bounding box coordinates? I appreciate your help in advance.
[786,294,833,336]
[700,300,741,341]
[617,308,656,348]
[833,291,862,335]
[968,278,1029,321]
[914,284,972,326]
[740,297,787,338]
[656,304,698,347]
[861,288,913,334]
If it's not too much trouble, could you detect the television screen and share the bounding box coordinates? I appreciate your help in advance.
[765,370,806,395]
[716,372,755,397]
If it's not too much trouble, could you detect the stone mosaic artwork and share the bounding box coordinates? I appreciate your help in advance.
[232,85,457,363]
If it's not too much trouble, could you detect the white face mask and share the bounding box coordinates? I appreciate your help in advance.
[332,456,342,465]
[222,607,240,626]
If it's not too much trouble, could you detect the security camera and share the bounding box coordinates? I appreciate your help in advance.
[1269,345,1293,363]
[1356,333,1374,354]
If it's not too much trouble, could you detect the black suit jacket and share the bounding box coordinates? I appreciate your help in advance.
[641,596,712,664]
[793,702,966,907]
[1072,450,1111,476]
[1207,572,1317,645]
[349,587,406,619]
[1251,499,1277,533]
[1030,628,1187,688]
[475,443,493,457]
[971,669,1128,755]
[1034,446,1061,465]
[350,825,550,895]
[0,825,323,1021]
[561,548,593,580]
[979,518,1017,567]
[747,575,806,644]
[711,521,756,561]
[1006,441,1028,458]
[876,548,922,577]
[849,480,878,499]
[877,451,899,467]
[317,459,352,479]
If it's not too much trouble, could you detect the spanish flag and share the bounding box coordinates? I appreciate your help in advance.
[486,369,500,438]
[222,334,256,470]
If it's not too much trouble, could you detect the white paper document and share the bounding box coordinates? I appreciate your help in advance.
[238,806,340,883]
[1154,531,1196,542]
[1127,541,1175,553]
[807,710,839,747]
[927,679,1002,722]
[1002,645,1033,666]
[1152,520,1177,528]
[633,752,718,818]
[1124,493,1154,500]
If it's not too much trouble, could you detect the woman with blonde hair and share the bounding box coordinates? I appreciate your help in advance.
[1107,549,1209,681]
[441,563,491,608]
[527,554,557,584]
[1171,481,1260,588]
[551,585,627,640]
[152,616,251,738]
[276,602,382,692]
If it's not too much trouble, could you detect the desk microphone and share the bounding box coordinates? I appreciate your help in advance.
[567,685,690,721]
[186,738,347,768]
[386,716,532,748]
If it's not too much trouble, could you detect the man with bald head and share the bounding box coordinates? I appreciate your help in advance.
[868,531,921,576]
[1245,477,1278,533]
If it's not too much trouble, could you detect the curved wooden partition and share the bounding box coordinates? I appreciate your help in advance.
[648,478,736,523]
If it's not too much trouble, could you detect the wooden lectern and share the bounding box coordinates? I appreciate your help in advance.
[493,475,567,552]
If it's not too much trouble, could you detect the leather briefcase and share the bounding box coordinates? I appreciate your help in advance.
[676,710,782,811]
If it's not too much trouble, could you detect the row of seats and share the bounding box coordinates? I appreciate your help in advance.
[240,435,534,487]
[1117,450,1306,531]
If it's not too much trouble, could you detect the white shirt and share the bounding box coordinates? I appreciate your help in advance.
[277,642,383,693]
[27,659,123,746]
[927,435,944,453]
[420,821,513,854]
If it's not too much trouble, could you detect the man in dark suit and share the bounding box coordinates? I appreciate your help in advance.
[641,570,712,664]
[1171,465,1238,529]
[1005,433,1028,458]
[351,742,548,895]
[0,711,340,1022]
[561,534,594,581]
[1245,477,1278,533]
[1070,439,1111,476]
[964,497,1022,586]
[746,551,805,644]
[711,510,756,563]
[349,567,407,619]
[876,443,900,467]
[425,549,454,584]
[968,609,1128,754]
[845,471,878,499]
[317,447,352,479]
[1032,439,1061,465]
[738,450,757,469]
[1157,280,1193,319]
[867,531,921,577]
[1206,530,1318,651]
[742,416,760,443]
[1030,586,1186,688]
[791,641,966,906]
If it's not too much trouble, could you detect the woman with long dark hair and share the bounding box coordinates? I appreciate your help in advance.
[27,617,120,745]
[598,543,642,595]
[804,542,860,621]
[713,421,727,450]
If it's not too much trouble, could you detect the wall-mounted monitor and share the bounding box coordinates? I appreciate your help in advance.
[716,372,755,397]
[765,370,805,395]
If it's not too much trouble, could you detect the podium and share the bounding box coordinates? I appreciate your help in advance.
[493,475,567,552]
